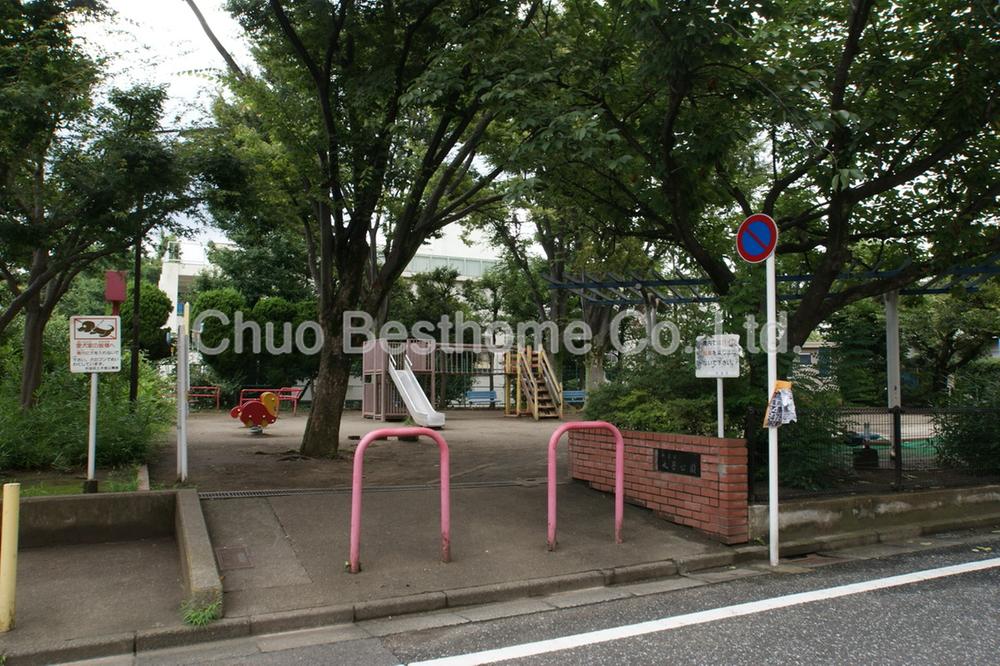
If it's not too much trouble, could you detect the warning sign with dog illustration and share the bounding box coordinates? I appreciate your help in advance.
[70,315,121,373]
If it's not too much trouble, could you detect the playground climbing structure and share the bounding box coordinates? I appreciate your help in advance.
[504,346,564,420]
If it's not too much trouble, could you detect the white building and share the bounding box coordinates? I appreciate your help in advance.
[158,227,500,332]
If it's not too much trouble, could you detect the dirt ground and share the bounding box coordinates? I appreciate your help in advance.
[148,408,583,491]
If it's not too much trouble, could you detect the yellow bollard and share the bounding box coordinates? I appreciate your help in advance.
[0,482,20,632]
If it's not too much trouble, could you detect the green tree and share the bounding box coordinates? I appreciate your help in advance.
[901,285,1000,399]
[506,0,1000,351]
[188,0,548,456]
[826,300,886,406]
[192,288,317,390]
[120,284,172,361]
[0,2,194,408]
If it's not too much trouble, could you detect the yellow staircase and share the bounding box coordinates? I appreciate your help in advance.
[504,346,563,420]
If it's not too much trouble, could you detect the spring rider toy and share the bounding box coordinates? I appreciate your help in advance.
[230,391,279,434]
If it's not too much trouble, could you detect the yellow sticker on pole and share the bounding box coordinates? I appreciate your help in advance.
[764,380,797,428]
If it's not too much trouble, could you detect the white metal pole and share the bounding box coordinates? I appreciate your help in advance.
[176,325,183,481]
[87,372,98,481]
[716,378,725,438]
[177,323,189,482]
[766,253,779,566]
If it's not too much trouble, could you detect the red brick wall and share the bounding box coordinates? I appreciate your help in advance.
[568,429,749,544]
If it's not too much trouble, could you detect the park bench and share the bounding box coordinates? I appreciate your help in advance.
[239,387,279,409]
[278,386,305,416]
[564,389,587,406]
[188,385,221,409]
[465,390,497,406]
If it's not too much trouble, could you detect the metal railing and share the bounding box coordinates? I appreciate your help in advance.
[746,406,1000,501]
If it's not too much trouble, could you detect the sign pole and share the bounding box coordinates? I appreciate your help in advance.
[716,378,724,438]
[86,372,99,493]
[176,320,189,482]
[69,315,121,494]
[766,252,779,566]
[735,213,780,566]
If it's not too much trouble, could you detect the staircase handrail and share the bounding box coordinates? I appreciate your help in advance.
[537,347,564,418]
[517,348,539,419]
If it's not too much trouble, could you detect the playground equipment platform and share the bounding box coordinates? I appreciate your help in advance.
[362,339,568,424]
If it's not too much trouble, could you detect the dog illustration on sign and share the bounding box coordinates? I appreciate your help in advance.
[76,320,116,337]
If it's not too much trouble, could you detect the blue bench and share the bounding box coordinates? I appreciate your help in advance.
[564,390,586,405]
[466,390,497,406]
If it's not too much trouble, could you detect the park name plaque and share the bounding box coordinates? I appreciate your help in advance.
[656,449,701,477]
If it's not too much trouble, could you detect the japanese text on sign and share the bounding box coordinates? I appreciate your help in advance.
[70,316,121,373]
[764,380,797,428]
[694,334,741,379]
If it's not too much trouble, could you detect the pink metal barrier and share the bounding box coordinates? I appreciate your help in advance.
[548,421,624,551]
[349,427,451,573]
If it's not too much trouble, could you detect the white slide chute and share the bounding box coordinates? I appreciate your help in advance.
[388,354,445,428]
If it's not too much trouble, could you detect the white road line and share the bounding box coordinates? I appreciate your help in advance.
[409,557,1000,666]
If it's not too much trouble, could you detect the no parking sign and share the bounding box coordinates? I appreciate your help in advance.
[736,214,778,264]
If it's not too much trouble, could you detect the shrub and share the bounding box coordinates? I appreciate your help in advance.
[745,374,847,490]
[0,319,173,472]
[583,353,720,436]
[933,360,1000,474]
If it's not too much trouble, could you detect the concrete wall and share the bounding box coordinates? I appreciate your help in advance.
[749,485,1000,544]
[568,429,749,544]
[4,491,176,548]
[3,489,223,613]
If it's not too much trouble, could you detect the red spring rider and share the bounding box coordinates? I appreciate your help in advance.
[230,392,279,434]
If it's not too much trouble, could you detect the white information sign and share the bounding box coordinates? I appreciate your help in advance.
[694,334,741,378]
[70,316,122,373]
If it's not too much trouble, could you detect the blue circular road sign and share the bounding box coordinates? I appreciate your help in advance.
[736,214,778,264]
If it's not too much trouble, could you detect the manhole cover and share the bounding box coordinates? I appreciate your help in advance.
[215,545,254,570]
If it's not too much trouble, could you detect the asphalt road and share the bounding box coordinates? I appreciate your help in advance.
[88,531,1000,666]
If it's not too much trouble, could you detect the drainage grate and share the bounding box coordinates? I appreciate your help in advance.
[215,545,254,570]
[199,487,345,500]
[198,479,557,501]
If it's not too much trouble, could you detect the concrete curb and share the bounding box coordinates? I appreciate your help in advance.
[175,489,225,612]
[4,632,136,666]
[135,617,250,652]
[136,464,151,491]
[746,512,1000,559]
[250,604,355,635]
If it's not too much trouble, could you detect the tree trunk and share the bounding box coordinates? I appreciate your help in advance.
[585,353,605,392]
[20,301,47,410]
[300,330,353,457]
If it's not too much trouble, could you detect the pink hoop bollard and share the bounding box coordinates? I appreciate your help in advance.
[548,421,624,551]
[349,427,451,574]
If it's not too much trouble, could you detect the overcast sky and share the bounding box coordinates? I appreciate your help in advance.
[76,1,250,127]
[74,1,500,260]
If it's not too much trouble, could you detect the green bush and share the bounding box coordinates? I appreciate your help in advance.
[934,360,1000,473]
[0,319,173,472]
[586,386,717,435]
[583,351,721,436]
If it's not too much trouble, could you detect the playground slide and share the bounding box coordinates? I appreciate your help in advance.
[388,356,446,428]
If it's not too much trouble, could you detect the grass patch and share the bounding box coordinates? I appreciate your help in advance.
[3,466,141,496]
[18,481,82,497]
[182,599,222,626]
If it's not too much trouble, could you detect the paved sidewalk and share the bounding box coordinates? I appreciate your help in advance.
[201,482,729,617]
[1,481,732,664]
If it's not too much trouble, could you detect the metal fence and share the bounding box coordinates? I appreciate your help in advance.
[746,407,1000,502]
